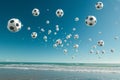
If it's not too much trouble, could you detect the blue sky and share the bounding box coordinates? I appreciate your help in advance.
[0,0,120,63]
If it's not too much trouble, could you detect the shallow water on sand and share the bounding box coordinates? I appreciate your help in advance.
[0,69,120,80]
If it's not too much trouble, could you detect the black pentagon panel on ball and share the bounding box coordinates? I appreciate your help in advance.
[34,10,37,12]
[89,23,93,26]
[97,6,100,8]
[7,18,22,32]
[90,17,93,20]
[10,20,14,23]
[33,35,35,37]
[16,23,19,26]
[10,26,14,30]
[99,3,102,5]
[57,11,59,14]
[35,13,38,16]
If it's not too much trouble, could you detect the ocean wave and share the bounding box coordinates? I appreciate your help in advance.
[0,64,120,73]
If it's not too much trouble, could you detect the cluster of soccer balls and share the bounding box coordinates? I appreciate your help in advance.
[85,1,104,26]
[89,37,115,55]
[7,8,64,33]
[7,1,104,33]
[6,1,107,59]
[52,34,80,56]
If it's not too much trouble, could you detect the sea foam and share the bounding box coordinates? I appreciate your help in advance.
[0,63,120,73]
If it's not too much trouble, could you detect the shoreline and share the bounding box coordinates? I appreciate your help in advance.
[0,68,120,80]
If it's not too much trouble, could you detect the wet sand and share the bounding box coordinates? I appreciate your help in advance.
[0,69,120,80]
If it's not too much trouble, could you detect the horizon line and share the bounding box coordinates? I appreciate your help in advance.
[0,61,120,64]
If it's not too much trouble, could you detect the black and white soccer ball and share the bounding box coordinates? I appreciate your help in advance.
[101,50,105,54]
[7,18,22,32]
[56,9,64,17]
[95,2,104,10]
[97,40,104,46]
[31,32,37,39]
[32,8,40,16]
[56,39,62,45]
[63,49,68,54]
[110,49,115,53]
[74,34,79,39]
[85,16,97,26]
[73,44,79,49]
[89,49,94,54]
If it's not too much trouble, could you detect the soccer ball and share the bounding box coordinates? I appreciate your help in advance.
[101,50,105,54]
[110,49,115,53]
[56,25,59,31]
[73,44,79,49]
[43,35,47,40]
[90,49,94,54]
[54,32,57,35]
[114,36,119,40]
[32,8,40,16]
[66,34,72,39]
[53,44,57,48]
[96,50,100,54]
[7,18,22,32]
[66,43,69,46]
[72,56,75,59]
[48,30,52,34]
[46,20,50,24]
[41,28,45,32]
[95,2,104,10]
[85,16,97,26]
[56,39,62,45]
[92,45,97,49]
[56,9,64,17]
[64,40,67,43]
[27,27,31,30]
[73,28,76,31]
[74,17,79,22]
[63,49,68,54]
[31,32,37,39]
[97,40,104,46]
[89,38,92,42]
[74,34,79,39]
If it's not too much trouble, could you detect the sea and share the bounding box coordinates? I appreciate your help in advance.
[0,62,120,80]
